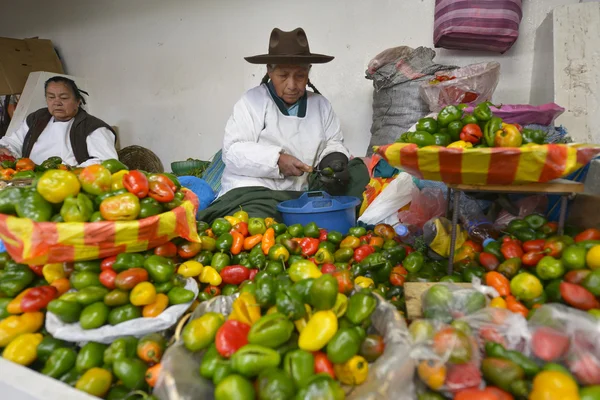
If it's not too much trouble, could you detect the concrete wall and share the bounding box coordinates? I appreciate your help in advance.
[0,0,591,167]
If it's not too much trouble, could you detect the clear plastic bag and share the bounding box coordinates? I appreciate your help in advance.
[421,283,489,323]
[366,46,414,74]
[398,187,447,229]
[154,294,416,400]
[419,62,501,112]
[493,195,548,230]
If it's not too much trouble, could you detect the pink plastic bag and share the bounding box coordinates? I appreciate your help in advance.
[398,187,446,228]
[366,46,414,75]
[463,103,565,126]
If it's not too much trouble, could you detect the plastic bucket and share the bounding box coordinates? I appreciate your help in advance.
[276,191,361,234]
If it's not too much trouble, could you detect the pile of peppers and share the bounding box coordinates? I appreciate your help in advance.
[0,159,187,222]
[397,102,548,149]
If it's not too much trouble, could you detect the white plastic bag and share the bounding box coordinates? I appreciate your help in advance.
[358,172,415,226]
[46,278,198,344]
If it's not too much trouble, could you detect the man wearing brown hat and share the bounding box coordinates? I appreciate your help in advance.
[197,28,369,222]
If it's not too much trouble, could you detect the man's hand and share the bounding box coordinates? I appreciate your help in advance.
[278,154,312,177]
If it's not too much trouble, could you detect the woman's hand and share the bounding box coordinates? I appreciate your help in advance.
[278,154,312,177]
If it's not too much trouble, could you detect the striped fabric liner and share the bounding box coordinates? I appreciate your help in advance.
[0,189,201,265]
[202,149,226,195]
[434,0,523,53]
[375,143,600,186]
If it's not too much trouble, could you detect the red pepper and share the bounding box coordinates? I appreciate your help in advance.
[178,240,202,259]
[20,285,58,312]
[149,174,177,193]
[313,351,335,379]
[248,269,259,281]
[319,229,328,242]
[123,170,149,198]
[220,265,251,285]
[460,124,483,144]
[389,266,407,287]
[148,181,175,203]
[559,282,600,311]
[300,238,320,257]
[332,270,353,295]
[28,265,44,277]
[154,242,178,258]
[523,239,545,253]
[215,320,251,357]
[100,256,117,271]
[99,269,117,290]
[320,263,336,275]
[575,228,600,243]
[478,252,500,272]
[463,240,483,253]
[502,236,522,247]
[564,270,591,285]
[232,222,249,237]
[500,242,523,259]
[522,251,544,267]
[204,286,221,296]
[544,239,566,258]
[353,245,375,263]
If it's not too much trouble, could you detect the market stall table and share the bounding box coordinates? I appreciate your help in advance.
[445,179,584,273]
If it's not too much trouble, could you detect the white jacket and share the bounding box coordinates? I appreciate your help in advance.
[219,85,350,196]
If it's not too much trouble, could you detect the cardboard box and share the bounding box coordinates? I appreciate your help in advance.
[0,37,64,95]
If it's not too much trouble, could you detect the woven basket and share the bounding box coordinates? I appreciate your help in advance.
[118,145,164,173]
[171,159,210,176]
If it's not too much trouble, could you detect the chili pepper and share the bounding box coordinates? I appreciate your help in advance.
[36,170,81,204]
[1,332,43,366]
[505,295,529,317]
[229,344,280,378]
[437,105,463,127]
[167,287,194,305]
[346,291,376,325]
[258,227,275,256]
[312,351,336,379]
[42,347,78,378]
[232,221,249,238]
[142,293,169,317]
[220,265,251,285]
[501,241,524,259]
[222,231,242,257]
[244,234,263,251]
[522,128,547,145]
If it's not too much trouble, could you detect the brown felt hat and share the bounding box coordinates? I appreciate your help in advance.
[245,28,334,65]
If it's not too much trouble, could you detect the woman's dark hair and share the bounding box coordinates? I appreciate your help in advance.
[260,71,321,95]
[44,76,89,106]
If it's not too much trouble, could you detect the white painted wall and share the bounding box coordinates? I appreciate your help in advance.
[0,0,590,167]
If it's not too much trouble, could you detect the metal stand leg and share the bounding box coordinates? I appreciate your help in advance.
[448,190,460,275]
[558,195,568,236]
[445,187,452,218]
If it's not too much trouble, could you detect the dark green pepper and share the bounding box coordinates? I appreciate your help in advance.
[514,227,537,242]
[432,133,451,146]
[411,131,436,147]
[0,264,35,296]
[195,250,214,266]
[326,327,362,364]
[522,128,546,145]
[168,287,194,304]
[59,368,83,386]
[74,260,102,273]
[276,288,306,320]
[484,240,504,260]
[70,271,101,290]
[47,299,83,323]
[484,116,503,147]
[42,348,78,378]
[437,105,463,127]
[164,190,185,211]
[199,344,224,380]
[257,367,296,400]
[216,233,234,252]
[497,258,522,279]
[524,214,547,230]
[108,304,142,325]
[15,189,53,222]
[297,374,345,400]
[101,159,128,174]
[416,117,439,134]
[144,255,175,283]
[462,115,478,125]
[104,289,130,306]
[248,313,294,348]
[113,358,147,389]
[403,251,425,273]
[473,101,495,123]
[346,291,377,325]
[288,224,304,238]
[112,253,145,272]
[348,226,367,238]
[303,222,320,239]
[272,223,288,236]
[104,336,138,365]
[37,336,70,364]
[255,276,277,308]
[76,342,108,372]
[265,260,284,276]
[249,245,266,269]
[11,170,36,180]
[222,284,239,296]
[139,197,164,218]
[447,120,464,142]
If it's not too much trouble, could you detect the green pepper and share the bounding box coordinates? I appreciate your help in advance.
[257,367,295,400]
[222,284,239,296]
[162,172,181,189]
[326,327,362,364]
[59,368,83,386]
[544,279,563,302]
[76,286,109,306]
[113,358,147,389]
[79,302,110,329]
[290,278,313,304]
[308,274,338,310]
[239,281,257,296]
[484,117,503,147]
[481,357,525,392]
[275,233,292,245]
[70,271,101,290]
[411,131,435,147]
[144,255,175,283]
[348,226,367,238]
[272,223,287,236]
[104,289,130,306]
[473,101,495,123]
[536,256,565,280]
[214,374,255,400]
[432,133,451,146]
[211,218,232,236]
[437,105,463,127]
[462,265,485,282]
[255,276,277,308]
[196,250,214,266]
[139,197,164,218]
[248,312,294,348]
[484,341,539,377]
[42,348,78,378]
[404,251,424,273]
[514,227,537,242]
[216,233,234,252]
[209,252,230,272]
[497,258,522,279]
[0,159,15,169]
[76,342,107,372]
[334,248,354,263]
[483,240,503,260]
[303,222,320,239]
[462,115,478,125]
[0,252,11,269]
[0,264,35,296]
[60,193,94,222]
[346,291,377,325]
[101,159,128,174]
[12,170,36,180]
[276,288,306,320]
[318,240,336,254]
[231,344,281,378]
[327,231,343,245]
[522,128,547,145]
[283,349,314,388]
[248,246,265,269]
[415,117,439,134]
[15,188,53,221]
[74,260,102,273]
[168,287,194,304]
[562,245,587,270]
[108,304,141,325]
[47,299,83,323]
[288,224,304,238]
[112,253,145,272]
[582,269,600,296]
[297,374,345,400]
[200,344,224,380]
[103,336,138,365]
[265,260,284,276]
[524,214,547,230]
[447,120,464,142]
[510,380,532,398]
[37,336,70,364]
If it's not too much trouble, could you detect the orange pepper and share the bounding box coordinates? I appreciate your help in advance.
[368,236,384,250]
[15,158,35,172]
[230,230,244,255]
[485,271,510,297]
[205,228,216,238]
[244,234,263,251]
[0,168,16,180]
[261,228,275,255]
[145,363,161,387]
[7,289,33,314]
[50,278,71,296]
[142,293,169,318]
[505,295,529,317]
[264,217,276,228]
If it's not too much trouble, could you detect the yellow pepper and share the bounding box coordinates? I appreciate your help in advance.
[130,282,157,306]
[530,371,580,400]
[199,266,222,286]
[334,355,369,385]
[0,312,45,347]
[42,263,65,284]
[2,333,43,365]
[490,297,507,309]
[178,261,203,278]
[332,293,348,318]
[354,276,374,289]
[224,216,241,227]
[111,170,128,191]
[417,360,446,390]
[288,260,321,282]
[266,306,278,315]
[299,310,337,351]
[447,140,473,149]
[264,217,276,228]
[294,304,312,333]
[36,170,81,203]
[229,292,261,326]
[7,288,33,314]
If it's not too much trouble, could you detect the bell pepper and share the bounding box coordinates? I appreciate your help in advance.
[298,310,338,351]
[15,189,53,222]
[143,255,175,283]
[354,276,374,289]
[353,244,375,263]
[76,341,108,373]
[299,375,345,400]
[130,282,157,306]
[36,336,69,365]
[505,295,529,317]
[121,170,149,198]
[303,222,320,239]
[312,248,333,266]
[167,287,194,305]
[74,368,112,398]
[78,164,112,195]
[42,347,78,378]
[346,291,377,325]
[36,170,81,204]
[228,292,261,327]
[199,344,225,379]
[485,342,539,377]
[100,193,140,221]
[106,303,140,326]
[283,349,315,388]
[275,287,306,320]
[230,344,280,378]
[338,236,360,250]
[247,218,266,236]
[111,253,144,272]
[178,240,202,259]
[215,233,233,253]
[326,327,362,364]
[437,105,464,127]
[37,156,62,171]
[334,355,369,385]
[58,193,93,222]
[288,260,322,282]
[20,285,57,312]
[522,128,547,145]
[560,281,600,310]
[416,117,439,134]
[200,266,222,286]
[494,123,523,147]
[0,311,44,347]
[500,240,524,259]
[530,371,580,400]
[12,170,35,180]
[561,245,587,270]
[254,276,276,309]
[2,332,43,366]
[176,260,202,278]
[220,265,250,285]
[137,197,163,219]
[404,251,425,273]
[0,187,23,214]
[497,257,522,279]
[112,358,147,390]
[215,319,251,357]
[483,117,503,147]
[299,237,319,257]
[460,123,483,144]
[114,268,148,290]
[47,298,83,323]
[163,190,185,210]
[266,244,289,264]
[103,336,138,366]
[308,273,338,311]
[0,264,35,297]
[248,312,294,348]
[256,367,295,400]
[182,312,225,351]
[101,158,128,174]
[145,180,173,203]
[509,272,543,302]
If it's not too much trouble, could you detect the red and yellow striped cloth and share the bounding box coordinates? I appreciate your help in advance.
[375,143,600,185]
[0,189,200,265]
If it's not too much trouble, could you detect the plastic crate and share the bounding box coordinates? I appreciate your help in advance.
[276,191,361,234]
